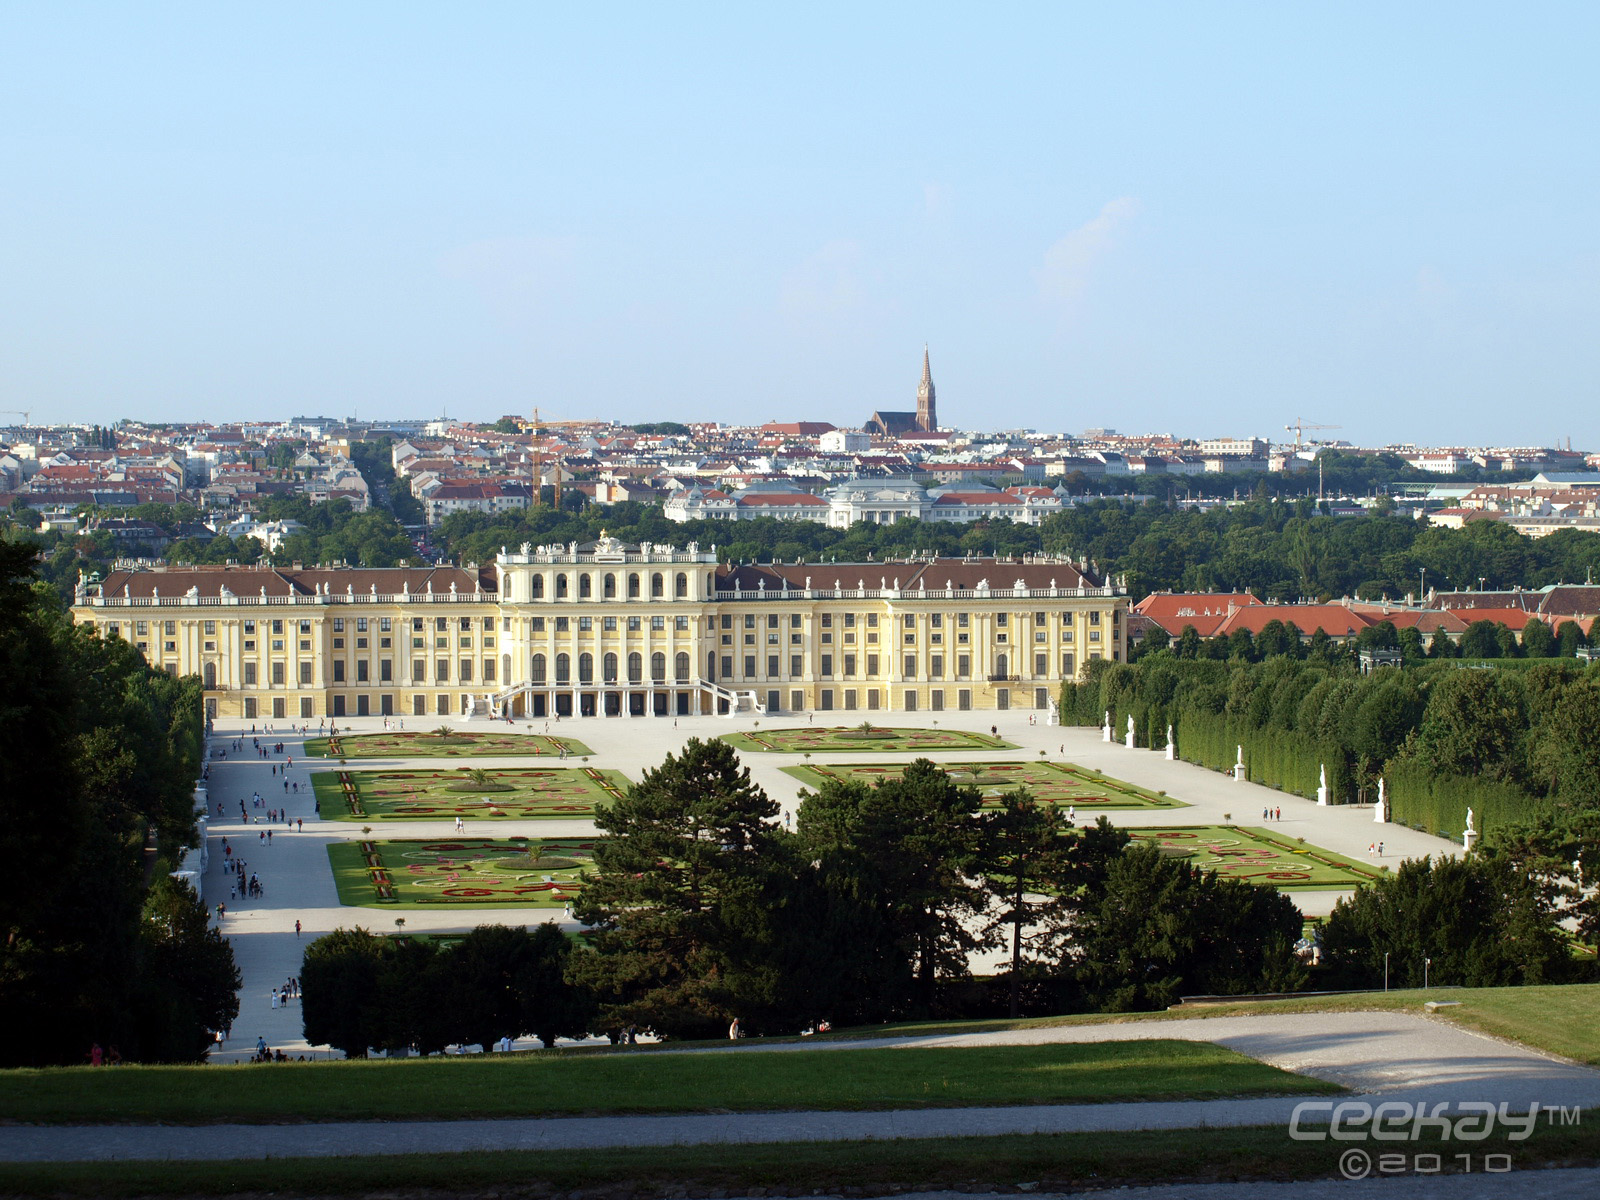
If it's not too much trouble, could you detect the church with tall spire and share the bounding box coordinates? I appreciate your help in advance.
[867,347,940,436]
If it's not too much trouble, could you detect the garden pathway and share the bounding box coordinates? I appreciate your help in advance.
[5,1011,1599,1162]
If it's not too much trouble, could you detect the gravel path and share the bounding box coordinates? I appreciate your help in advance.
[5,1011,1597,1163]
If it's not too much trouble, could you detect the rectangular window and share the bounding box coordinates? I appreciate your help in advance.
[355,618,367,633]
[460,617,471,631]
[957,613,969,628]
[381,659,393,682]
[930,654,943,677]
[1035,612,1047,626]
[483,658,495,682]
[744,655,756,677]
[380,617,391,632]
[821,689,834,710]
[931,689,944,711]
[301,697,314,718]
[995,614,1008,627]
[413,618,424,631]
[356,660,369,683]
[958,653,971,677]
[529,617,545,633]
[958,689,972,711]
[791,688,804,710]
[843,653,856,676]
[555,617,569,631]
[844,613,856,628]
[412,660,426,682]
[866,654,879,676]
[579,617,593,631]
[412,637,424,648]
[1062,652,1076,675]
[903,614,915,628]
[721,614,732,629]
[904,655,916,678]
[244,662,258,686]
[904,690,917,711]
[821,614,832,628]
[270,620,282,635]
[436,659,449,682]
[791,613,802,628]
[767,614,778,628]
[844,689,858,711]
[203,620,216,635]
[437,694,449,716]
[299,662,312,684]
[243,697,257,719]
[436,618,448,631]
[821,653,833,676]
[271,662,285,686]
[930,613,942,627]
[867,689,880,710]
[722,655,733,678]
[459,636,472,648]
[413,695,426,716]
[604,616,617,631]
[240,621,253,634]
[745,614,756,629]
[1089,611,1101,625]
[674,615,689,630]
[459,659,472,682]
[1035,653,1048,676]
[790,654,802,676]
[332,661,344,682]
[355,637,367,649]
[767,654,779,677]
[866,613,878,628]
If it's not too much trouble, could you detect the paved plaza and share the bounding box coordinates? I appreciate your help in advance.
[197,710,1464,1061]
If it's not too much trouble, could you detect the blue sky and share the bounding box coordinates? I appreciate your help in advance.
[3,3,1596,444]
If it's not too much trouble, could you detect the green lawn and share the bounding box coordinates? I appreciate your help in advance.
[784,759,1187,809]
[304,730,592,758]
[1129,825,1383,890]
[311,766,629,820]
[8,1122,1595,1200]
[327,836,597,908]
[721,725,1016,753]
[0,1041,1332,1125]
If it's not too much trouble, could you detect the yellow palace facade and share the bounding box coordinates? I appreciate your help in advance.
[72,536,1127,722]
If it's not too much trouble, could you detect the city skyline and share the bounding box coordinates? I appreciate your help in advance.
[3,4,1597,444]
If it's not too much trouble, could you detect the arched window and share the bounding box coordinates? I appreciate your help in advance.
[555,573,568,598]
[651,572,664,597]
[501,653,511,683]
[706,651,716,681]
[628,573,640,598]
[579,653,594,683]
[531,574,544,599]
[579,574,592,598]
[203,662,217,689]
[532,654,547,683]
[602,652,618,682]
[675,652,690,681]
[651,652,666,681]
[675,572,689,598]
[995,652,1008,677]
[628,652,643,683]
[554,653,569,683]
[603,573,616,599]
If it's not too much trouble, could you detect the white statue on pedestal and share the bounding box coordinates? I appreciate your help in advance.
[1465,807,1475,834]
[1102,710,1112,743]
[1374,777,1388,824]
[1165,724,1175,761]
[1233,744,1247,781]
[1316,763,1329,807]
[1125,713,1136,749]
[1463,806,1477,851]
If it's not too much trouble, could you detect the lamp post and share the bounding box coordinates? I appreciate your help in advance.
[1419,568,1426,602]
[1424,957,1431,989]
[1384,951,1390,992]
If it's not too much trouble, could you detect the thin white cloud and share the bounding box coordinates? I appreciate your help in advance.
[1038,197,1138,311]
[779,240,871,330]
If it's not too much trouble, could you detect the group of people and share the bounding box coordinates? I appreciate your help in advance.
[270,977,301,1009]
[1368,841,1386,857]
[1261,806,1284,821]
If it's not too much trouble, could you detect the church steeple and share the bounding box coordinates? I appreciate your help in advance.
[916,346,936,432]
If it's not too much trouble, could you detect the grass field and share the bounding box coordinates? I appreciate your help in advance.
[5,1121,1594,1200]
[327,836,598,907]
[310,766,629,820]
[304,730,592,758]
[0,1041,1332,1125]
[1130,825,1383,890]
[783,759,1187,809]
[721,724,1016,753]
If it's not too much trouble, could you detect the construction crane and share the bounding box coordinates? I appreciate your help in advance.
[0,410,31,425]
[531,407,542,508]
[1284,418,1340,450]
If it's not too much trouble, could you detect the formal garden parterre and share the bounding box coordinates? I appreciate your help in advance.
[1129,826,1383,890]
[304,729,592,758]
[721,724,1015,753]
[783,759,1188,809]
[311,766,630,820]
[328,837,599,907]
